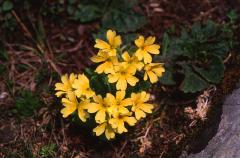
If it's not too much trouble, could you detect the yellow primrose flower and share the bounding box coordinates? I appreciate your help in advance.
[122,51,144,74]
[108,63,139,90]
[131,91,154,120]
[135,36,160,64]
[109,113,137,134]
[104,91,132,115]
[94,29,122,56]
[55,73,76,97]
[61,92,93,122]
[91,51,118,74]
[93,122,116,140]
[144,63,165,83]
[72,74,95,99]
[86,95,110,123]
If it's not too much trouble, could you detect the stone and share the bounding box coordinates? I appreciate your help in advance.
[187,88,240,158]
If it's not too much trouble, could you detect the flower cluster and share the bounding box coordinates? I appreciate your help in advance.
[55,30,165,140]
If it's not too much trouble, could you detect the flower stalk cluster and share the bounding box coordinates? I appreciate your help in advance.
[55,30,165,140]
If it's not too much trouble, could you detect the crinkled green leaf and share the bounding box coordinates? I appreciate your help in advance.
[102,10,146,33]
[73,5,102,22]
[194,56,225,83]
[180,66,208,93]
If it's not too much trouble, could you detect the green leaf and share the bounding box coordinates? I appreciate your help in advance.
[0,42,8,61]
[227,10,238,23]
[89,74,115,96]
[15,91,40,117]
[2,1,13,12]
[159,70,176,86]
[180,66,208,93]
[126,80,150,97]
[73,5,102,22]
[162,33,169,57]
[102,10,146,33]
[194,56,225,83]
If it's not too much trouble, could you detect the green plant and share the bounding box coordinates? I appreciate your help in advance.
[0,42,8,75]
[39,144,56,158]
[67,0,146,33]
[15,90,41,117]
[0,0,16,31]
[160,16,237,93]
[54,30,164,140]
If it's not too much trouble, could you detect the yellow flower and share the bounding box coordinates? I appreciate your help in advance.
[86,95,110,123]
[144,63,165,83]
[72,74,95,99]
[135,36,160,64]
[122,51,144,74]
[55,73,76,97]
[91,51,118,74]
[108,63,139,90]
[93,122,116,140]
[131,91,154,120]
[109,113,137,134]
[104,91,132,115]
[61,92,92,122]
[94,29,122,56]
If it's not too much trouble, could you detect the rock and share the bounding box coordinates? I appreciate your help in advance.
[187,88,240,158]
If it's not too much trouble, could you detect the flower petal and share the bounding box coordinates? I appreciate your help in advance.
[91,54,107,63]
[123,117,137,126]
[147,71,158,83]
[61,104,77,118]
[122,51,130,61]
[105,125,115,140]
[117,120,127,134]
[143,52,152,64]
[78,107,88,122]
[145,36,155,45]
[95,109,106,123]
[93,123,106,136]
[135,36,144,47]
[135,109,146,120]
[135,49,144,60]
[87,103,101,113]
[108,74,120,83]
[116,91,125,101]
[116,77,127,90]
[107,30,116,45]
[139,103,154,113]
[114,35,122,48]
[126,75,139,86]
[94,39,110,50]
[145,44,160,54]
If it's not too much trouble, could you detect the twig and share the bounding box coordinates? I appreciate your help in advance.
[193,7,218,21]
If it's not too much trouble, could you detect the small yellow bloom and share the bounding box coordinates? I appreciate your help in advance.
[86,95,110,123]
[122,51,144,74]
[104,91,132,116]
[61,92,92,122]
[55,73,76,97]
[135,36,160,64]
[131,91,154,120]
[108,63,139,90]
[91,51,118,74]
[72,74,95,99]
[94,29,122,56]
[109,113,137,134]
[93,122,116,140]
[144,63,165,83]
